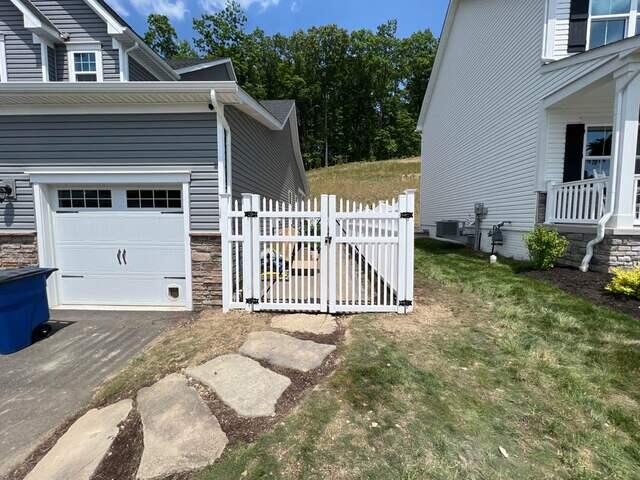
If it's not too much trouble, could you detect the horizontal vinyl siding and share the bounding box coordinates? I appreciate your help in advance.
[553,0,571,59]
[421,0,610,260]
[0,113,219,231]
[129,57,159,81]
[228,107,305,203]
[31,0,120,81]
[0,1,42,81]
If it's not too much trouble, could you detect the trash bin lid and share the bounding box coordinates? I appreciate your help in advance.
[0,267,58,285]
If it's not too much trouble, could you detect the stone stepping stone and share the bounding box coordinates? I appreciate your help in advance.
[136,374,228,480]
[271,313,338,335]
[186,354,291,417]
[25,399,132,480]
[240,331,336,372]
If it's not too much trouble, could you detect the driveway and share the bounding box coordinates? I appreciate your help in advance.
[0,309,188,477]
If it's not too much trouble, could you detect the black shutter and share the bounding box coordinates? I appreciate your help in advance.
[563,124,585,182]
[568,0,589,53]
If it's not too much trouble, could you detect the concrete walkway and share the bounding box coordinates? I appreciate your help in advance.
[21,314,338,479]
[0,310,183,477]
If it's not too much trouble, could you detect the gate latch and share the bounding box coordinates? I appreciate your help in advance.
[325,236,332,245]
[244,211,258,218]
[400,212,413,219]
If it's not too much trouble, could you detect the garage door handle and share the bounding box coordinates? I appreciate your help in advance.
[122,249,127,265]
[117,249,122,265]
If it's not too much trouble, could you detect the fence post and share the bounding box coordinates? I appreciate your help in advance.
[251,194,262,311]
[220,193,232,313]
[325,195,336,313]
[396,192,408,314]
[241,193,254,311]
[404,190,416,313]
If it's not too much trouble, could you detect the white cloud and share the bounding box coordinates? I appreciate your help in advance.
[290,0,299,12]
[199,0,280,12]
[107,0,130,16]
[129,0,188,20]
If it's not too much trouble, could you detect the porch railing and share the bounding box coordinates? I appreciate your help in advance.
[547,178,608,224]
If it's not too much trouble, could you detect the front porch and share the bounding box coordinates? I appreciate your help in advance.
[539,54,640,270]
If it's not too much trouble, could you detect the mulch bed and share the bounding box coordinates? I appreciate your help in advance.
[525,266,640,320]
[9,324,345,480]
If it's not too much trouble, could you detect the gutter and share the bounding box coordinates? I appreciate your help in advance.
[210,89,232,195]
[580,70,640,272]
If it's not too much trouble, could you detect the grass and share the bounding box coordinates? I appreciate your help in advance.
[307,157,421,220]
[196,239,640,479]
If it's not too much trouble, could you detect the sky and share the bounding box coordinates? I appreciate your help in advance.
[106,0,448,43]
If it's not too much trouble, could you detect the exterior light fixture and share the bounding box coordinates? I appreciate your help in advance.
[0,180,16,203]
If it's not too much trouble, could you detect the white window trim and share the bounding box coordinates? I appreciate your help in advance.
[587,0,639,49]
[582,125,613,179]
[0,34,7,83]
[67,42,103,82]
[33,35,54,82]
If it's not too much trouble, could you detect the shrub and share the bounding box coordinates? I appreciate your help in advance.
[524,226,569,270]
[606,267,640,299]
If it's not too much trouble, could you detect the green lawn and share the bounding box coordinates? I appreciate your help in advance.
[198,239,640,479]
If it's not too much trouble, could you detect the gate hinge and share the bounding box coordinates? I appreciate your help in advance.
[399,300,413,307]
[325,236,332,244]
[400,212,414,219]
[246,298,259,305]
[245,211,258,218]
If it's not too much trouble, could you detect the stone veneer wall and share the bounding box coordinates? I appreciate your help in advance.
[556,231,640,273]
[536,192,547,225]
[191,234,223,309]
[0,233,38,268]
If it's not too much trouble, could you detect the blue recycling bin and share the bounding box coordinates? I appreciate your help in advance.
[0,267,57,354]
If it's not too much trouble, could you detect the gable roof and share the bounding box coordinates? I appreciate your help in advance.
[167,58,226,70]
[10,0,62,42]
[17,0,60,33]
[259,100,296,124]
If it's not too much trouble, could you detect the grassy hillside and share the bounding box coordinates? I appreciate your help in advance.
[306,157,421,218]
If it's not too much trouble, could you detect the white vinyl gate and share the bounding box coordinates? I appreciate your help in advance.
[220,190,415,314]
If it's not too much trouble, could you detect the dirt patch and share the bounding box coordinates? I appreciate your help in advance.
[525,266,640,320]
[93,409,143,480]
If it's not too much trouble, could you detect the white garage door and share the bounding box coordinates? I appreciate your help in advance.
[51,187,187,308]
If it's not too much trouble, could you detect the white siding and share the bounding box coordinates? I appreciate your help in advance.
[420,0,614,259]
[552,0,572,59]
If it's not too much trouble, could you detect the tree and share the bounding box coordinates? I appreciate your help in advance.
[144,2,439,168]
[144,14,195,59]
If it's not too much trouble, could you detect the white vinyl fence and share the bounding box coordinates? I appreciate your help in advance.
[220,190,415,314]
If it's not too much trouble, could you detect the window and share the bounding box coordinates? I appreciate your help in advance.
[588,0,637,48]
[67,43,103,82]
[58,189,112,209]
[126,190,182,209]
[73,52,97,82]
[584,127,613,179]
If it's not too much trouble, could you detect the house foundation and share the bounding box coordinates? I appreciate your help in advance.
[0,233,38,269]
[191,234,223,309]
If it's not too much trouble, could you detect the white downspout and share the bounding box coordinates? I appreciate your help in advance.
[580,71,639,272]
[210,89,232,195]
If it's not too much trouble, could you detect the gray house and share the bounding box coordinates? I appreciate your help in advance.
[0,0,308,311]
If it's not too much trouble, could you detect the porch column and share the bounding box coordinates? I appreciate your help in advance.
[609,66,640,230]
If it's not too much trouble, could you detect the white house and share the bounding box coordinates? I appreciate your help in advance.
[418,0,640,271]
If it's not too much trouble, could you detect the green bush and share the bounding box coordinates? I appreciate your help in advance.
[606,267,640,299]
[524,226,569,270]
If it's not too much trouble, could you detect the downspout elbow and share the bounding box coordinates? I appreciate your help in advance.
[580,211,611,272]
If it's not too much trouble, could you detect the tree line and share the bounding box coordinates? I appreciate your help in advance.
[144,1,438,169]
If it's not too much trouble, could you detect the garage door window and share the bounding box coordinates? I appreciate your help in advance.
[58,189,112,209]
[126,189,182,209]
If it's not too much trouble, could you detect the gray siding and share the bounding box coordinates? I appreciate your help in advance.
[0,1,42,81]
[31,0,120,81]
[129,56,158,81]
[228,107,305,203]
[180,65,233,81]
[47,46,57,81]
[0,113,219,231]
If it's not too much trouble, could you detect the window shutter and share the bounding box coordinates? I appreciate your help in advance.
[568,0,589,53]
[563,124,585,182]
